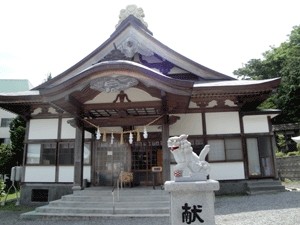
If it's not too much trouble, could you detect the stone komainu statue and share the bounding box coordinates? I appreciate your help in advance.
[168,134,211,181]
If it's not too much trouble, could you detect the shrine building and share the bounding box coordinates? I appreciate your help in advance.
[0,5,282,204]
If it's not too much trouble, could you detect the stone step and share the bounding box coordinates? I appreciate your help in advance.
[74,188,166,196]
[62,194,169,202]
[48,200,169,208]
[246,179,286,195]
[35,206,170,215]
[21,187,170,220]
[21,211,170,220]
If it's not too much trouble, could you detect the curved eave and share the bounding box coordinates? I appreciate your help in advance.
[39,60,194,100]
[0,92,43,116]
[192,78,281,95]
[0,91,42,103]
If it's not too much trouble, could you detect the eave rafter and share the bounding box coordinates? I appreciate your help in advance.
[191,89,273,111]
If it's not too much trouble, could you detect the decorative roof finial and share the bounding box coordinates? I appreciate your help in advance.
[116,5,148,28]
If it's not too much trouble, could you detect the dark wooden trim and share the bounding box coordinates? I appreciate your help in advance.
[268,116,278,179]
[55,116,62,182]
[239,111,249,179]
[202,112,207,145]
[90,133,96,186]
[73,120,84,189]
[162,115,170,182]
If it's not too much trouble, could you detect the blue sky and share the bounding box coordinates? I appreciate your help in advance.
[0,0,299,87]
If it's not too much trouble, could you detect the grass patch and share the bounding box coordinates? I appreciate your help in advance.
[0,201,34,212]
[0,192,34,212]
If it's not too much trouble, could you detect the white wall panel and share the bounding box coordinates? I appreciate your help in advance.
[206,112,240,134]
[85,131,92,139]
[58,166,91,182]
[0,128,10,138]
[209,162,245,180]
[58,166,74,182]
[170,162,245,181]
[243,115,269,133]
[61,118,76,139]
[170,113,202,136]
[84,166,91,181]
[24,166,56,182]
[28,119,58,139]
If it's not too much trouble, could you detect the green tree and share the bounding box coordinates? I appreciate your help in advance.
[9,116,26,167]
[0,144,14,175]
[234,25,300,124]
[43,73,52,83]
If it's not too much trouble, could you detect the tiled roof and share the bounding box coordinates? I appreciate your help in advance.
[0,79,33,92]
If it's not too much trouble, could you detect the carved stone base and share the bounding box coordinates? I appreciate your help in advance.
[165,180,219,225]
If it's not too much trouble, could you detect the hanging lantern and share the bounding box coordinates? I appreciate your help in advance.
[110,132,114,145]
[103,131,107,142]
[96,127,101,140]
[129,131,133,144]
[120,132,124,145]
[143,126,148,139]
[137,129,141,142]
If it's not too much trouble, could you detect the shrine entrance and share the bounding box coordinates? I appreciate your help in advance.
[94,133,163,187]
[131,137,163,186]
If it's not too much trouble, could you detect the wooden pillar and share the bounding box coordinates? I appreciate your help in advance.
[162,115,170,182]
[72,119,84,191]
[239,111,249,179]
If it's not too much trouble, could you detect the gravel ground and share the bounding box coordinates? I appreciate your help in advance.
[1,189,299,225]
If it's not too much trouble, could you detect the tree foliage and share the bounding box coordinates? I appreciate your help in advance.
[0,116,26,175]
[0,144,14,175]
[234,25,300,124]
[9,116,26,166]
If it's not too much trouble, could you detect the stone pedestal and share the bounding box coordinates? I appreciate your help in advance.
[165,180,219,225]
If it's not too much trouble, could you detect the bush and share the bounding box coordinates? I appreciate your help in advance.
[276,151,286,158]
[287,151,300,157]
[0,178,6,201]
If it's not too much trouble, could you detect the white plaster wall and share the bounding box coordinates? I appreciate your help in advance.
[170,162,245,181]
[85,131,92,139]
[124,88,160,101]
[170,113,202,136]
[84,166,91,181]
[86,87,160,104]
[58,166,91,182]
[61,118,76,139]
[243,115,269,133]
[209,162,245,180]
[24,166,56,182]
[206,112,240,134]
[61,118,93,139]
[0,127,10,138]
[58,166,74,182]
[28,119,58,139]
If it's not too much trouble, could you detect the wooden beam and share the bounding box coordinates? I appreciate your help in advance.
[84,101,162,111]
[85,115,180,127]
